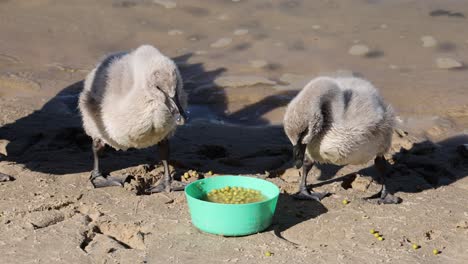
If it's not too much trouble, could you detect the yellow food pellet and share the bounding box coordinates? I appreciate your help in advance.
[412,244,419,250]
[204,186,266,204]
[378,237,383,241]
[183,172,190,179]
[433,249,439,255]
[264,251,272,257]
[370,229,376,234]
[374,233,380,238]
[342,199,349,205]
[207,171,213,176]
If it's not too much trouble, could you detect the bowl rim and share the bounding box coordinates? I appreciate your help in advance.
[185,175,280,207]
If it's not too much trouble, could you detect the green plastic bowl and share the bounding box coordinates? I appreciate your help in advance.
[185,175,280,236]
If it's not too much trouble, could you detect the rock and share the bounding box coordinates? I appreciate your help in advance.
[0,139,9,156]
[351,174,372,192]
[210,38,232,48]
[249,60,268,68]
[348,45,370,56]
[233,29,249,36]
[26,210,65,229]
[85,233,127,255]
[214,75,276,87]
[279,168,299,183]
[168,29,183,36]
[98,222,146,250]
[421,35,437,47]
[456,220,468,229]
[153,0,176,9]
[457,144,468,158]
[436,57,463,69]
[0,173,14,182]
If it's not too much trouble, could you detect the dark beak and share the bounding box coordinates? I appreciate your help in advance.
[172,94,187,125]
[293,143,306,169]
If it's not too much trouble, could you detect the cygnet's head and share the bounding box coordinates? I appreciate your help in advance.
[132,45,187,125]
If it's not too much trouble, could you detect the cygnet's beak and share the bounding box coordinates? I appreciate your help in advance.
[172,95,187,125]
[293,143,306,169]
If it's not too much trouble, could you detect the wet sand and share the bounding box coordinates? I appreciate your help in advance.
[0,0,467,263]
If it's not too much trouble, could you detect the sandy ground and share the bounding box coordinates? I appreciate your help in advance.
[0,0,468,263]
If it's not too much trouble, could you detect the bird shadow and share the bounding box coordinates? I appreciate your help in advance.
[0,52,229,176]
[268,193,328,243]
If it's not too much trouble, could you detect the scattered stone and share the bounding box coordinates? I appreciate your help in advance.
[85,233,128,255]
[99,222,146,250]
[214,75,276,87]
[0,173,14,182]
[210,37,232,48]
[456,220,468,229]
[0,139,9,156]
[195,50,207,55]
[233,29,249,36]
[312,25,321,30]
[421,35,437,47]
[26,210,65,229]
[249,60,268,68]
[153,0,176,9]
[348,45,370,56]
[168,29,183,36]
[389,64,399,70]
[436,57,463,69]
[351,174,372,192]
[380,24,388,29]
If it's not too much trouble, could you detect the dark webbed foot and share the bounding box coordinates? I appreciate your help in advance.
[0,173,14,182]
[145,180,186,193]
[293,189,329,201]
[365,156,402,204]
[90,170,124,188]
[364,191,402,204]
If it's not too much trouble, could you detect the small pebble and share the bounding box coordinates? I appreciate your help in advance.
[421,35,437,48]
[233,29,249,36]
[348,45,370,56]
[210,38,232,48]
[249,60,268,68]
[436,57,463,69]
[168,29,183,36]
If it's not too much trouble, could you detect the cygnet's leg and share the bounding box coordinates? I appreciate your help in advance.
[90,138,123,188]
[0,173,14,182]
[146,139,186,193]
[365,156,402,204]
[293,158,329,201]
